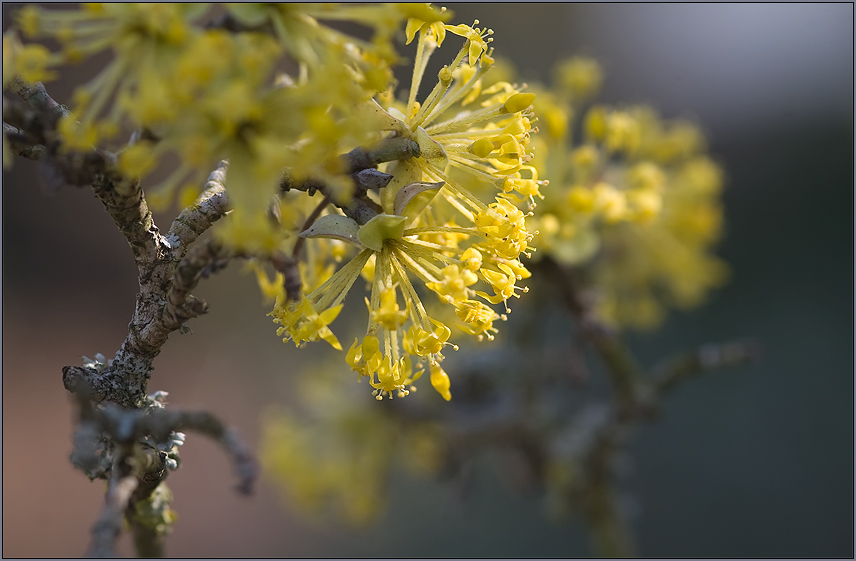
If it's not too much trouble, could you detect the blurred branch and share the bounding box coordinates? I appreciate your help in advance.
[536,257,646,411]
[3,122,45,159]
[161,410,258,495]
[87,470,139,558]
[8,77,70,120]
[652,339,761,395]
[71,381,257,557]
[408,258,761,557]
[582,425,637,557]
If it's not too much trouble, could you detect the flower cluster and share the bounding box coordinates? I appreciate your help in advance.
[9,3,447,253]
[270,17,539,401]
[525,57,727,328]
[10,3,540,401]
[260,365,445,526]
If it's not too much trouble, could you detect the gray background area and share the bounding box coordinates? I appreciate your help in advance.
[3,4,853,557]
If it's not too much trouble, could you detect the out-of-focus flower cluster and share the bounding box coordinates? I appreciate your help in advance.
[257,56,729,527]
[261,365,446,525]
[7,3,442,251]
[527,57,728,329]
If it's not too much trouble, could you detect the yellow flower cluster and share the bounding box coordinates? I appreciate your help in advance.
[526,57,727,329]
[260,366,446,526]
[270,18,538,401]
[12,3,538,401]
[10,3,445,253]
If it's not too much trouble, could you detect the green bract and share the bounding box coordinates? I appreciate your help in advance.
[357,214,407,251]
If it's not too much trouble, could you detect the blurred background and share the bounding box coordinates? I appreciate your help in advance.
[3,3,853,557]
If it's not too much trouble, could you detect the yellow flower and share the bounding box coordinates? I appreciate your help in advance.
[368,287,408,330]
[429,362,452,401]
[554,56,603,102]
[5,40,58,85]
[272,297,344,351]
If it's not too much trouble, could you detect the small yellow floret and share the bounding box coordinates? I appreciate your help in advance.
[13,43,57,84]
[369,287,408,330]
[57,115,98,151]
[429,362,452,401]
[117,143,156,178]
[503,92,535,114]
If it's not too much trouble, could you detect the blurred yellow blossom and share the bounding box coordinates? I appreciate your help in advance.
[525,58,727,329]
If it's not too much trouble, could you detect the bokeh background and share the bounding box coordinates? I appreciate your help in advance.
[3,3,853,557]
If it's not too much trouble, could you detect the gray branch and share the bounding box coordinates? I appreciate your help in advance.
[150,410,258,495]
[166,162,230,249]
[652,339,761,395]
[8,77,70,120]
[86,471,139,558]
[3,121,46,159]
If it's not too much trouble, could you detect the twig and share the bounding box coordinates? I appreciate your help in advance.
[70,379,257,557]
[340,137,421,172]
[536,257,646,411]
[124,407,258,496]
[52,155,233,407]
[652,339,761,395]
[73,389,258,495]
[3,121,46,159]
[142,238,232,341]
[90,163,164,269]
[279,138,406,225]
[340,168,389,224]
[583,427,637,558]
[166,162,230,249]
[86,471,139,558]
[161,411,257,495]
[8,77,70,120]
[271,252,302,302]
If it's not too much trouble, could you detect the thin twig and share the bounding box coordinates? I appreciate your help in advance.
[3,121,46,159]
[140,409,258,495]
[86,472,139,558]
[536,257,646,411]
[166,161,230,250]
[652,339,761,395]
[8,77,70,119]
